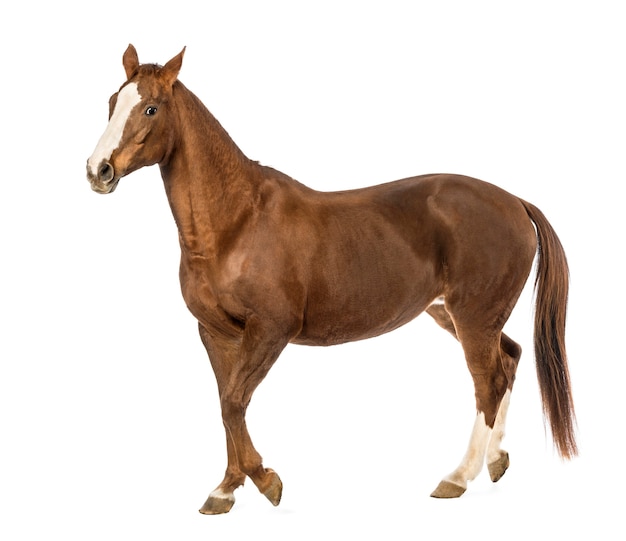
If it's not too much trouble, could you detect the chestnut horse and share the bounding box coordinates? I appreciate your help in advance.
[87,45,576,514]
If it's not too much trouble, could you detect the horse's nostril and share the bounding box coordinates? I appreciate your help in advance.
[99,162,114,183]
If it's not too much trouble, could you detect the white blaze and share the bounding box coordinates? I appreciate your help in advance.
[87,82,141,176]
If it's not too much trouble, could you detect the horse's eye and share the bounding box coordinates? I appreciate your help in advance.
[145,106,158,116]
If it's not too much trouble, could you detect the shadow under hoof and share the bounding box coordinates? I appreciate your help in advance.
[430,480,467,499]
[199,495,235,515]
[488,451,510,483]
[262,470,283,507]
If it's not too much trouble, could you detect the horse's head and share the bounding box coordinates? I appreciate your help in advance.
[87,44,185,194]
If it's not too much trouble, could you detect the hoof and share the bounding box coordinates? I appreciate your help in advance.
[199,491,235,515]
[262,469,283,507]
[430,480,467,499]
[488,451,510,483]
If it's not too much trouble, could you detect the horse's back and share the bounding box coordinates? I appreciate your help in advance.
[308,172,536,264]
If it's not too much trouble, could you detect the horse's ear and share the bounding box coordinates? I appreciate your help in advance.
[161,46,186,87]
[123,44,139,80]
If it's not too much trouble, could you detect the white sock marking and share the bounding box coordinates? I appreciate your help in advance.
[445,412,492,488]
[209,488,235,501]
[488,389,511,463]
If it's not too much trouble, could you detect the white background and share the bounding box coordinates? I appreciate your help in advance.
[1,1,623,539]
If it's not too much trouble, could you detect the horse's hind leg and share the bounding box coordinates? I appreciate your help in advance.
[486,333,521,483]
[426,303,521,497]
[430,335,508,498]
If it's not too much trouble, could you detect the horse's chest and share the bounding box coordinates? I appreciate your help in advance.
[178,254,245,334]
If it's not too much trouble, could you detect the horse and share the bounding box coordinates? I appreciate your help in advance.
[86,45,577,514]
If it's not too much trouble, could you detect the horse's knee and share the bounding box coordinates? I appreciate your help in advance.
[220,395,245,421]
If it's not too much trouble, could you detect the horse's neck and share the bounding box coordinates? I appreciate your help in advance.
[160,84,259,257]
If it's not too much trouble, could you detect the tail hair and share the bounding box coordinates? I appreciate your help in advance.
[522,200,578,459]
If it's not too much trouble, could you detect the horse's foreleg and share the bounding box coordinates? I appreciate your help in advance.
[219,384,283,508]
[199,318,289,513]
[200,439,245,515]
[197,324,245,514]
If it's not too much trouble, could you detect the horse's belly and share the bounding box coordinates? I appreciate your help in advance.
[292,286,436,346]
[291,233,442,346]
[292,306,428,346]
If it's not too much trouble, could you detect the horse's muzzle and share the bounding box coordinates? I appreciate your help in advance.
[86,160,120,194]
